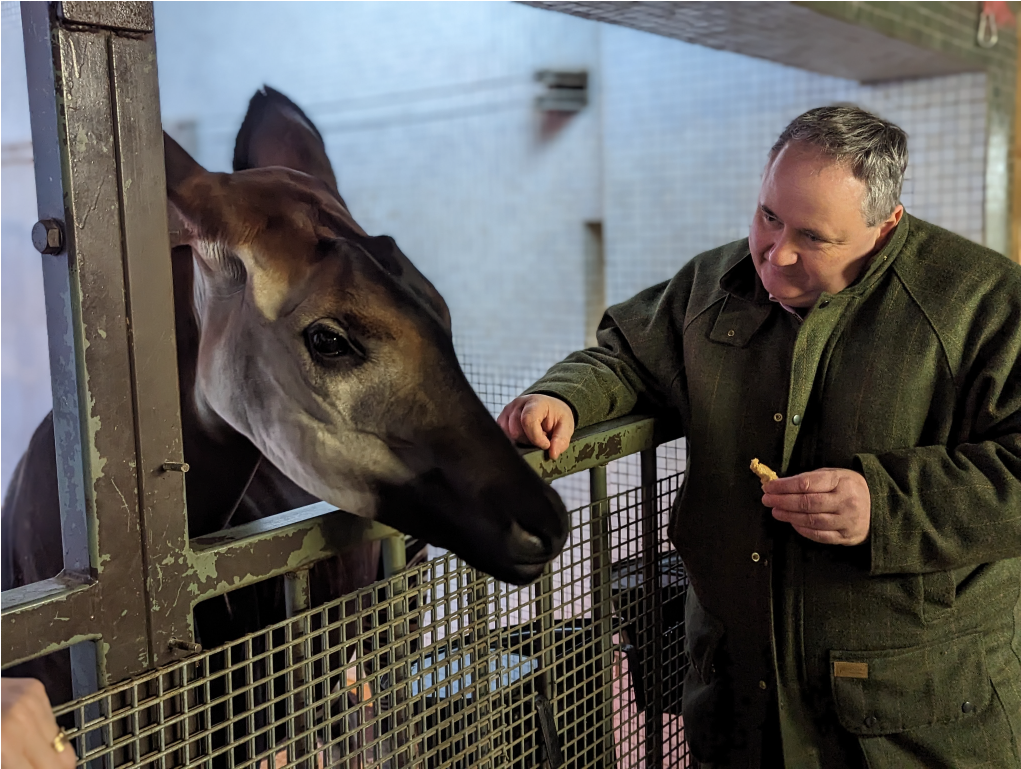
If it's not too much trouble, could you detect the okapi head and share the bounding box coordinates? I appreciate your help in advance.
[164,87,568,584]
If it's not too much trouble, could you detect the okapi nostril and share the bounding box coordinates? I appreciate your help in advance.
[509,521,550,560]
[523,532,544,551]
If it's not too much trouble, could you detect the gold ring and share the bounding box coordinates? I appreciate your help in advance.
[52,729,68,754]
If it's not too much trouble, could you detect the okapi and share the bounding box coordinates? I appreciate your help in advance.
[2,87,569,711]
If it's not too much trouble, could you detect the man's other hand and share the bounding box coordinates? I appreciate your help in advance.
[497,394,576,460]
[762,468,871,546]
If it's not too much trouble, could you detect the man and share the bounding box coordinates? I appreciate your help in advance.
[498,106,1021,768]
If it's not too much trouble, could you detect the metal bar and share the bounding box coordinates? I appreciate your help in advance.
[284,570,311,618]
[640,448,664,768]
[381,534,407,579]
[521,414,678,480]
[284,570,313,769]
[532,554,555,765]
[107,27,193,669]
[19,0,103,703]
[15,1,154,691]
[59,1,154,32]
[469,567,494,769]
[1,579,98,667]
[588,464,616,768]
[20,0,89,583]
[186,506,398,605]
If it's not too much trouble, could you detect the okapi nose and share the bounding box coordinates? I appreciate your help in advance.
[508,520,554,562]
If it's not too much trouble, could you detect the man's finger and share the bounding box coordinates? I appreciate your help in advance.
[497,401,522,442]
[520,401,552,450]
[762,491,836,513]
[791,525,844,545]
[771,509,842,530]
[547,418,574,460]
[506,403,529,444]
[763,469,840,495]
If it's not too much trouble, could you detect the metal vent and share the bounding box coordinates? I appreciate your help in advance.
[535,70,588,113]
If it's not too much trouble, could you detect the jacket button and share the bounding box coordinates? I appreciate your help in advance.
[962,701,974,714]
[864,716,877,728]
[792,414,801,425]
[758,680,767,690]
[727,329,735,337]
[773,412,783,422]
[751,552,761,562]
[819,299,831,308]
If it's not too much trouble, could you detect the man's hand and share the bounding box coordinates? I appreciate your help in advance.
[1,678,76,769]
[497,394,575,460]
[762,468,871,546]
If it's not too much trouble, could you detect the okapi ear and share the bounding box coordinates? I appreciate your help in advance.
[164,131,204,248]
[233,86,340,196]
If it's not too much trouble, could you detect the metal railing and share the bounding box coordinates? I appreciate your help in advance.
[43,416,689,768]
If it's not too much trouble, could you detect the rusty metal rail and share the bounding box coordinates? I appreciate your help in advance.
[3,413,672,668]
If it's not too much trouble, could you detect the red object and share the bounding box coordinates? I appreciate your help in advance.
[983,0,1016,29]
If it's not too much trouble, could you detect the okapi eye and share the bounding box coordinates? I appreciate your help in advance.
[305,323,354,361]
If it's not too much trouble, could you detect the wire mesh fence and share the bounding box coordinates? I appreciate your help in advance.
[52,461,691,769]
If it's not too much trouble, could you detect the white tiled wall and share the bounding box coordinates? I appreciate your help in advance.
[0,1,990,496]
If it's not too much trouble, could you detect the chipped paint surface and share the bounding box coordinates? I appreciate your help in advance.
[524,416,660,482]
[288,528,327,570]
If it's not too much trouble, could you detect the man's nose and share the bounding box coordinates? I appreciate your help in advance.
[767,233,798,266]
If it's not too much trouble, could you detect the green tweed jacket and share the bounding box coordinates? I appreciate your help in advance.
[525,214,1021,768]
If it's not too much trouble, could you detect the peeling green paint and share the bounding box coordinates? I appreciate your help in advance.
[34,633,99,659]
[288,528,327,570]
[75,126,88,156]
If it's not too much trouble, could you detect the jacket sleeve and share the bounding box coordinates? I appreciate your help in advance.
[522,278,688,430]
[858,300,1021,575]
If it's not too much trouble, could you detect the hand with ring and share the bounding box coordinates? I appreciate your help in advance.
[1,678,77,769]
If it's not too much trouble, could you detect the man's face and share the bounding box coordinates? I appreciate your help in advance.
[749,142,903,308]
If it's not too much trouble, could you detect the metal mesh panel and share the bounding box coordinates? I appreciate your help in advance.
[53,468,690,768]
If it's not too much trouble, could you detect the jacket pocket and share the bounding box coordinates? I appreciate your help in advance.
[829,631,992,736]
[685,589,725,684]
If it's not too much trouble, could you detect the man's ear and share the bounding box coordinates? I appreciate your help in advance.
[233,86,342,201]
[877,204,904,240]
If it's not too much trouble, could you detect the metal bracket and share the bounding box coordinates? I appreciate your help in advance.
[977,10,998,49]
[58,2,154,33]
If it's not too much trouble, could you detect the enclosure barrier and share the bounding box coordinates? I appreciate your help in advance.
[40,414,690,769]
[2,2,691,765]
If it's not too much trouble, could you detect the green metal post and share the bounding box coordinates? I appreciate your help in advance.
[640,448,664,767]
[589,464,617,768]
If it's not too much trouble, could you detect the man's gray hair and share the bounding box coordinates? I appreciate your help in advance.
[771,105,908,227]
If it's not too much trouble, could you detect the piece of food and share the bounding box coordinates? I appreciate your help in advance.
[750,458,778,484]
